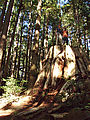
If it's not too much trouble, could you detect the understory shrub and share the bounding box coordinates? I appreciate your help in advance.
[0,77,27,97]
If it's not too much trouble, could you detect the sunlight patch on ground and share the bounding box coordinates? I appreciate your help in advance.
[0,95,32,117]
[0,109,15,116]
[11,96,32,108]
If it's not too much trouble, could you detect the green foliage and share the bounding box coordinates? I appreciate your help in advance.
[0,77,27,97]
[85,104,90,109]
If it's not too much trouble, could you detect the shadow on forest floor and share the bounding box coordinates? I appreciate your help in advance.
[0,87,90,120]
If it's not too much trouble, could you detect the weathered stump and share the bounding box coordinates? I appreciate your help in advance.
[28,45,89,105]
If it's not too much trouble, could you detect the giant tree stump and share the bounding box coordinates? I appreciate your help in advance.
[28,45,89,105]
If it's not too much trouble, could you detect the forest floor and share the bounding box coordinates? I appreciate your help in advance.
[0,80,90,120]
[0,52,90,120]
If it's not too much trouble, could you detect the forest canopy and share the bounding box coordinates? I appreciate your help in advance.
[0,0,89,84]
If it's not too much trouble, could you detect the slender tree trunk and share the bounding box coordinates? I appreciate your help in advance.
[52,26,55,46]
[59,0,61,27]
[8,46,13,76]
[24,1,33,80]
[76,2,81,46]
[44,14,48,58]
[40,14,45,70]
[14,34,19,78]
[83,28,86,50]
[28,12,33,84]
[56,0,62,46]
[0,0,14,79]
[17,15,23,80]
[0,0,8,35]
[72,0,81,46]
[86,30,89,59]
[24,22,31,80]
[11,35,19,78]
[55,29,58,45]
[72,0,78,44]
[21,53,25,80]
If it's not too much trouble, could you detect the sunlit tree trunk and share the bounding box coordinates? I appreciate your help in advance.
[17,14,23,80]
[33,0,42,50]
[44,13,49,58]
[0,0,14,79]
[40,6,45,70]
[30,0,42,87]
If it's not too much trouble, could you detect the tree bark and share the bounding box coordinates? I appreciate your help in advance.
[40,13,45,70]
[30,0,42,88]
[17,14,23,80]
[24,2,32,80]
[28,12,33,83]
[28,45,89,105]
[0,0,14,80]
[3,0,22,78]
[0,0,8,35]
[44,13,49,57]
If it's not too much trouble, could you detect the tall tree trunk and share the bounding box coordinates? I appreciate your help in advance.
[0,0,8,35]
[83,27,86,50]
[57,0,62,46]
[10,8,22,78]
[59,0,61,27]
[3,0,22,78]
[76,1,81,46]
[11,34,19,78]
[28,12,33,85]
[72,0,81,46]
[0,0,14,80]
[24,16,31,80]
[44,14,48,58]
[11,14,21,78]
[17,14,23,80]
[21,53,25,80]
[40,13,45,70]
[8,47,13,76]
[33,0,42,50]
[30,0,42,87]
[14,34,19,78]
[25,1,33,80]
[72,0,78,45]
[52,25,55,46]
